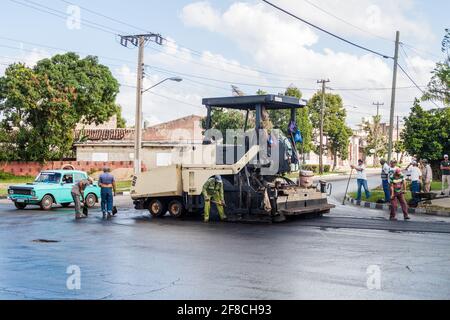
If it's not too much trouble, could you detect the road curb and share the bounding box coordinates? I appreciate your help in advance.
[344,196,450,217]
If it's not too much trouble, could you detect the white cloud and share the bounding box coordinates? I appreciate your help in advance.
[176,0,440,126]
[180,1,221,31]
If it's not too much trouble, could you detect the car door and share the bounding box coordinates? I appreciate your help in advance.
[60,173,75,203]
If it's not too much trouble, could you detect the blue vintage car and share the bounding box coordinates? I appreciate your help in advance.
[7,170,101,210]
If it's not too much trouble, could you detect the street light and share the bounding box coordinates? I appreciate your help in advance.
[134,76,183,174]
[142,77,183,94]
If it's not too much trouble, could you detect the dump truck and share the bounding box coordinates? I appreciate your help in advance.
[131,94,335,222]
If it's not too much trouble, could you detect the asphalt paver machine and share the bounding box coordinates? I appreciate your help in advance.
[131,94,335,222]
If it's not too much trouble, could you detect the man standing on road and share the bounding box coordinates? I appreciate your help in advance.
[380,158,390,203]
[421,159,433,193]
[389,168,410,221]
[407,161,422,206]
[351,159,371,201]
[388,159,398,179]
[440,154,450,196]
[71,177,93,220]
[99,167,116,219]
[202,175,227,223]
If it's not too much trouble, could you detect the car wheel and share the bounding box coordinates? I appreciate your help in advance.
[61,203,71,208]
[40,195,54,211]
[148,199,166,217]
[168,199,184,218]
[14,202,27,210]
[85,193,97,208]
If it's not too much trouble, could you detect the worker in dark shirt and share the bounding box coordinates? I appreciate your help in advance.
[71,178,93,219]
[441,154,450,196]
[99,167,116,219]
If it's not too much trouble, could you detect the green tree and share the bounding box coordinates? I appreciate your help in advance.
[0,53,120,161]
[115,105,127,128]
[422,29,450,105]
[201,108,246,142]
[258,87,313,154]
[308,92,352,170]
[402,100,450,163]
[362,115,388,165]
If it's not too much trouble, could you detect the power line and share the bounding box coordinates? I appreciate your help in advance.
[58,0,147,33]
[262,0,392,59]
[397,63,441,109]
[300,0,393,42]
[8,0,119,35]
[402,43,442,61]
[58,0,318,82]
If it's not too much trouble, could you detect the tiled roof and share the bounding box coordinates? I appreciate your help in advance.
[74,128,134,141]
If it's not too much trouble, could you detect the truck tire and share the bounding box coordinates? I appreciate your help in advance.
[14,202,27,210]
[85,193,97,208]
[40,195,54,211]
[148,199,166,217]
[168,199,184,218]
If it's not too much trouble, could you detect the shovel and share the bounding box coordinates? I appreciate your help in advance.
[342,168,354,205]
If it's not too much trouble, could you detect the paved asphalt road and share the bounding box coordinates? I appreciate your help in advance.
[1,174,450,299]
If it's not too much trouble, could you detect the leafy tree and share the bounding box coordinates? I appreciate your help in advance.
[0,53,120,161]
[201,108,246,142]
[258,87,313,154]
[308,92,352,169]
[115,105,127,128]
[422,29,450,105]
[402,100,450,161]
[362,115,388,165]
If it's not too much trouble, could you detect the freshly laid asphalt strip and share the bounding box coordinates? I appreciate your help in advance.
[297,216,450,234]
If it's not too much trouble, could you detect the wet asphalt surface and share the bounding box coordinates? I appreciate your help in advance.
[1,174,450,299]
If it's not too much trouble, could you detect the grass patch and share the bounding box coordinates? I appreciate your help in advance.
[349,190,413,202]
[0,171,34,184]
[286,171,345,179]
[116,180,131,192]
[348,180,445,203]
[0,187,7,197]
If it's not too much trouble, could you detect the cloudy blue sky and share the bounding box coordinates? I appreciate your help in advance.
[0,0,448,127]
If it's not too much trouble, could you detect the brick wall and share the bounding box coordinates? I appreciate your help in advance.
[0,161,146,177]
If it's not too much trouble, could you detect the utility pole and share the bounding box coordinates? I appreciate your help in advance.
[372,101,384,117]
[387,31,400,162]
[119,33,163,174]
[372,101,384,165]
[317,79,330,174]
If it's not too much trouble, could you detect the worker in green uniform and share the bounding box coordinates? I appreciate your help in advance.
[202,175,227,223]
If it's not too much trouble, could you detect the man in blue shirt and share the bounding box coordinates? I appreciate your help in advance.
[98,167,116,219]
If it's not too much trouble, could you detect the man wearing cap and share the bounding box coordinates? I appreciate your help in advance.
[351,159,371,201]
[99,167,116,219]
[202,175,227,223]
[71,177,93,219]
[389,168,410,221]
[441,155,450,196]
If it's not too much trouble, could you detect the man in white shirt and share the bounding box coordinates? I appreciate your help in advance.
[351,159,371,201]
[380,158,391,203]
[407,161,422,205]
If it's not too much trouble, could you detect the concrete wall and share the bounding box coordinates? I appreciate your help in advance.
[0,160,142,177]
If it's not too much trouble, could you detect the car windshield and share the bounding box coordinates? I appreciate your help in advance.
[35,172,62,183]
